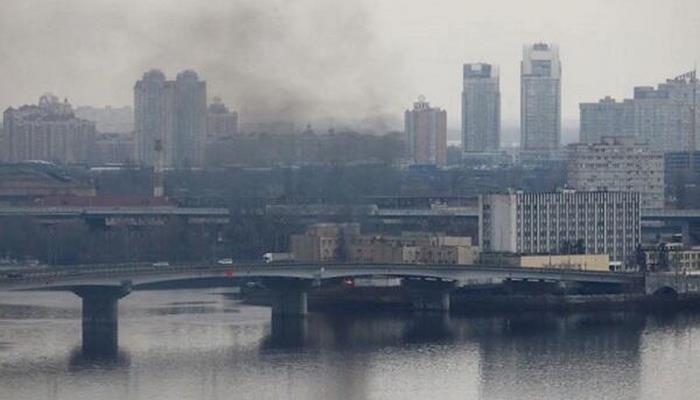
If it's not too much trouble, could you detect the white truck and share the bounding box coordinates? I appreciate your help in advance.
[262,252,295,264]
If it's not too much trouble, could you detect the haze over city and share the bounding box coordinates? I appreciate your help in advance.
[2,1,700,400]
[1,0,699,132]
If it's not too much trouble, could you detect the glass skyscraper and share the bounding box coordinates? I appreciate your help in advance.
[462,63,500,153]
[520,43,561,153]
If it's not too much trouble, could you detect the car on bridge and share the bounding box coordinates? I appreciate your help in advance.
[152,261,170,267]
[262,252,295,263]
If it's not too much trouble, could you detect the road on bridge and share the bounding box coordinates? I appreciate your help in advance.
[0,262,644,291]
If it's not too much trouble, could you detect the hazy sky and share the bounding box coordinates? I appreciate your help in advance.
[1,0,699,130]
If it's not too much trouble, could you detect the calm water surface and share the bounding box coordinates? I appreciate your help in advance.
[1,289,700,400]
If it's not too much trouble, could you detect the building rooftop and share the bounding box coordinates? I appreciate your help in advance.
[4,94,94,125]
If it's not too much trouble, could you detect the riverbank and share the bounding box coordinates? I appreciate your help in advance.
[450,292,700,314]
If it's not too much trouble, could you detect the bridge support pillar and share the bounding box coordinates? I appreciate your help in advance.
[403,278,456,312]
[72,285,131,356]
[266,314,308,348]
[264,278,312,317]
[411,291,450,312]
[271,290,308,316]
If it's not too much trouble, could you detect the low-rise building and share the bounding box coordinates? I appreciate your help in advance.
[347,233,478,265]
[480,252,611,272]
[347,235,417,264]
[0,162,95,205]
[291,224,479,265]
[643,243,700,272]
[519,254,610,272]
[290,223,360,262]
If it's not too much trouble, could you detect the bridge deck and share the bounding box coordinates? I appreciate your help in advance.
[0,263,643,291]
[0,206,230,217]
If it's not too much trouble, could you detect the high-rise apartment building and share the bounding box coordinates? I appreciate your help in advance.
[173,70,207,168]
[207,97,238,139]
[520,43,561,153]
[134,69,171,167]
[579,97,634,143]
[404,96,447,166]
[462,63,500,153]
[134,69,207,168]
[579,75,699,152]
[95,133,136,165]
[2,94,96,164]
[567,137,664,209]
[74,106,134,134]
[479,190,641,263]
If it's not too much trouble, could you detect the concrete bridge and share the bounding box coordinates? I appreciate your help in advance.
[644,272,700,296]
[0,206,230,226]
[0,262,643,355]
[7,205,698,222]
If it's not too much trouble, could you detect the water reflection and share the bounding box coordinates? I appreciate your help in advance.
[69,346,131,370]
[402,313,454,343]
[470,312,645,400]
[2,289,700,400]
[258,311,651,399]
[263,316,308,349]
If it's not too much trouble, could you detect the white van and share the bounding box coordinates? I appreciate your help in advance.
[152,261,170,267]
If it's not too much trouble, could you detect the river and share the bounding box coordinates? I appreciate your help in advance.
[1,288,699,400]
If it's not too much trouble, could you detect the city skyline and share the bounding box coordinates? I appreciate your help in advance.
[3,2,700,399]
[0,0,698,130]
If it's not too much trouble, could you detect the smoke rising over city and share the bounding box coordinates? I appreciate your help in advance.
[1,0,699,130]
[3,2,700,398]
[0,0,405,130]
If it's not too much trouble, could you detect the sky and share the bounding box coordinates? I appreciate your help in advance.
[0,0,699,132]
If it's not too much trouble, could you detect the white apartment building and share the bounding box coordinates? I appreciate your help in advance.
[579,75,699,152]
[479,190,641,263]
[3,94,96,164]
[567,137,664,209]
